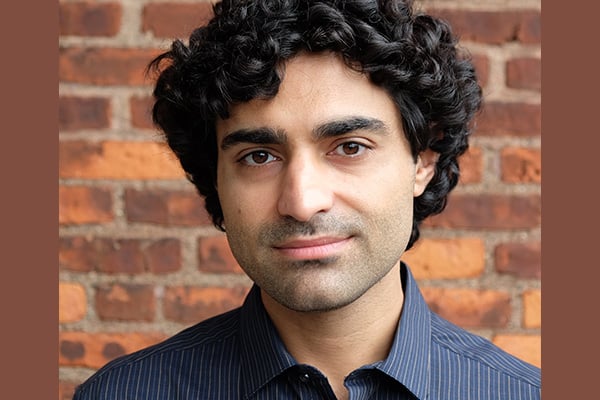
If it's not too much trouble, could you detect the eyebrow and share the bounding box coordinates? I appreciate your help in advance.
[313,116,389,139]
[220,127,287,150]
[219,116,389,150]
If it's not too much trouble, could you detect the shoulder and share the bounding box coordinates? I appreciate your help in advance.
[72,308,242,399]
[430,312,541,391]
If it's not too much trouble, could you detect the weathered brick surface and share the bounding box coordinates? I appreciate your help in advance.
[59,237,181,274]
[59,96,111,131]
[59,331,167,368]
[59,380,78,400]
[142,2,214,38]
[59,140,184,179]
[198,235,244,274]
[515,12,542,44]
[130,95,154,130]
[59,47,163,86]
[60,2,122,37]
[59,186,113,225]
[471,54,489,88]
[163,286,251,323]
[495,242,541,279]
[59,282,87,323]
[458,146,483,184]
[125,188,212,226]
[95,284,156,321]
[492,334,541,368]
[523,289,541,328]
[145,239,183,273]
[421,287,511,328]
[475,102,541,137]
[61,237,141,273]
[501,147,541,183]
[427,10,541,45]
[402,238,485,279]
[506,57,541,91]
[424,194,541,230]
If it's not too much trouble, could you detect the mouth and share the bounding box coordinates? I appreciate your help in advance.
[273,236,353,260]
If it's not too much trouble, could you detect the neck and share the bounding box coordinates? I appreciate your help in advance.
[261,263,404,400]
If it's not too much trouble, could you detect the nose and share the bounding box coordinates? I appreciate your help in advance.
[277,155,334,222]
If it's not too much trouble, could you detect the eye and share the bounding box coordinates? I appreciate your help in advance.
[333,141,367,157]
[239,150,278,166]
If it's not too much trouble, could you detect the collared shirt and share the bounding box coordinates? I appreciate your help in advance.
[73,263,541,399]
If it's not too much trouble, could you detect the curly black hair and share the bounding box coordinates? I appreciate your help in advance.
[148,0,482,250]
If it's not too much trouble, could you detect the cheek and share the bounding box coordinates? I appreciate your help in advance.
[366,170,416,226]
[217,167,244,221]
[219,185,270,230]
[362,163,416,201]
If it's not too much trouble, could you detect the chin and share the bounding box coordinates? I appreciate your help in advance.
[272,283,366,313]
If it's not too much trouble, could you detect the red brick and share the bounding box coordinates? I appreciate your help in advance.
[471,54,489,88]
[475,102,541,137]
[492,334,541,367]
[59,96,110,131]
[401,238,485,279]
[146,239,183,273]
[59,237,101,272]
[59,236,181,274]
[501,147,541,183]
[60,2,122,37]
[130,95,154,130]
[59,331,166,368]
[458,146,483,184]
[82,238,144,274]
[198,235,244,274]
[59,381,78,400]
[421,287,511,328]
[517,12,542,44]
[164,286,250,323]
[59,140,184,179]
[495,242,541,279]
[95,284,156,321]
[59,282,87,323]
[523,289,541,328]
[60,237,92,272]
[506,57,541,91]
[428,9,541,45]
[142,3,214,38]
[59,186,113,225]
[125,188,212,226]
[424,194,541,230]
[59,47,162,86]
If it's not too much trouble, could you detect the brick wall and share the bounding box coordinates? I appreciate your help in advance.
[58,0,541,398]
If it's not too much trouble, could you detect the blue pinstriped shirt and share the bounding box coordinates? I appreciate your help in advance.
[73,263,541,399]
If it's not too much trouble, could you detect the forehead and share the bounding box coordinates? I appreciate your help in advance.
[216,52,401,137]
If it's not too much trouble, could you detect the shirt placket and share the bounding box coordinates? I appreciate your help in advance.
[287,365,337,400]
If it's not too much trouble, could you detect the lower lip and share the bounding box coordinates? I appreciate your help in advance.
[274,238,352,260]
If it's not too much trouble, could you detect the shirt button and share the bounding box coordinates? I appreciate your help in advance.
[299,373,310,383]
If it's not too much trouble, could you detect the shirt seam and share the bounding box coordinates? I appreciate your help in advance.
[431,335,541,388]
[76,325,240,394]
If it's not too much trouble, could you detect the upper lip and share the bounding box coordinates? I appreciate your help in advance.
[273,236,351,249]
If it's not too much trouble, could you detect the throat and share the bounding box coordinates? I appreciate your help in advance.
[262,265,405,396]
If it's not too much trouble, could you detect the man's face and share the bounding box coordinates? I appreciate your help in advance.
[216,52,435,312]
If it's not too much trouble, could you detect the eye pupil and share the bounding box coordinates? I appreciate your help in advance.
[252,151,269,164]
[343,143,360,155]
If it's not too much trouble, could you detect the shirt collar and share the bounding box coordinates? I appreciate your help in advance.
[375,262,431,399]
[238,285,297,398]
[238,262,431,399]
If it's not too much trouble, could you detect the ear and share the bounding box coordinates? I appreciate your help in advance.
[414,149,439,197]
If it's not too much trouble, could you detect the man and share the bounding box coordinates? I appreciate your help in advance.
[73,0,541,399]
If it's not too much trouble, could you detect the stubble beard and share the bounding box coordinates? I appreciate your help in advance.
[227,213,406,313]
